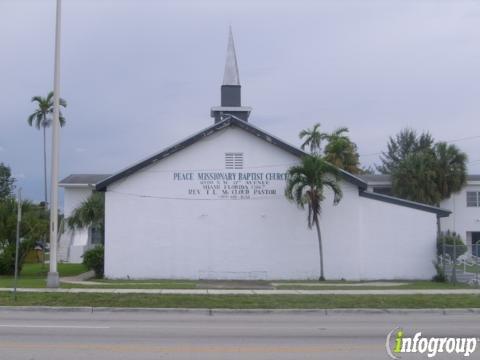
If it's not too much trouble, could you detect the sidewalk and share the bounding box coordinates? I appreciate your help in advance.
[2,287,480,295]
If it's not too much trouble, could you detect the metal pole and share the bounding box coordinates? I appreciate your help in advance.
[476,244,479,288]
[441,230,446,275]
[47,0,62,288]
[452,239,457,285]
[13,188,22,301]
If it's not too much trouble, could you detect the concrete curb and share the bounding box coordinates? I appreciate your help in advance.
[0,306,480,315]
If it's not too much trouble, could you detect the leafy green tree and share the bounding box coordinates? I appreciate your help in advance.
[299,123,327,154]
[27,92,67,207]
[379,129,467,206]
[377,128,434,174]
[0,163,15,200]
[323,127,361,174]
[67,192,105,241]
[285,155,342,281]
[0,198,49,275]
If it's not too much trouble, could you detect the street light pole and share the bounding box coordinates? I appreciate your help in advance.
[14,188,22,300]
[47,0,62,288]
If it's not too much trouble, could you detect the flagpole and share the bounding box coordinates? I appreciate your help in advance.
[47,0,62,288]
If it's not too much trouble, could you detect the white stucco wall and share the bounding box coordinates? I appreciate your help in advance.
[359,197,437,279]
[103,126,439,280]
[440,183,480,247]
[63,187,93,218]
[63,187,92,247]
[59,187,93,262]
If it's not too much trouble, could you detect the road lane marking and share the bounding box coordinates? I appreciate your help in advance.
[0,341,382,353]
[0,324,110,329]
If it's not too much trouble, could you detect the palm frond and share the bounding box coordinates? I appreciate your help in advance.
[27,112,37,127]
[59,113,66,127]
[46,91,54,103]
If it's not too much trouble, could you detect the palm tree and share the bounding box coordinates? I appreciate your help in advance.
[323,127,361,174]
[285,155,343,280]
[299,123,327,154]
[391,151,441,206]
[27,91,67,208]
[390,141,468,207]
[67,192,105,241]
[433,142,467,202]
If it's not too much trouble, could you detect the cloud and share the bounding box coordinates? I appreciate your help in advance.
[2,0,480,201]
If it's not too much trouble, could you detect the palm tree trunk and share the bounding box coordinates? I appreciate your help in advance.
[314,218,325,281]
[43,125,48,209]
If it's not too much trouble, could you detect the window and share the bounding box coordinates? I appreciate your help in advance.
[466,191,480,207]
[225,153,243,169]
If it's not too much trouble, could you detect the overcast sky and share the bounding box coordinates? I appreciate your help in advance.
[1,0,480,202]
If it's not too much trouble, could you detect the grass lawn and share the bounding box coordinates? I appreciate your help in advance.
[2,264,477,291]
[275,281,475,290]
[0,263,87,288]
[0,292,479,308]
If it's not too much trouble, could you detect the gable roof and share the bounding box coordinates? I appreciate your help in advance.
[59,174,111,187]
[95,116,368,191]
[359,190,451,217]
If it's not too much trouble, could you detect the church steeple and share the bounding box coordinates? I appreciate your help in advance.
[223,27,240,87]
[211,27,252,123]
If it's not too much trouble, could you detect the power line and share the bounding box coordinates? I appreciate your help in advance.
[359,134,480,158]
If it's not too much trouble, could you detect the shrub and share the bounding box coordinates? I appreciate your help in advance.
[82,245,104,278]
[437,231,467,260]
[0,198,48,275]
[432,259,446,282]
[0,239,35,275]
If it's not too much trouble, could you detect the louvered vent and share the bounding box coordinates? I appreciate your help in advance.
[225,153,243,169]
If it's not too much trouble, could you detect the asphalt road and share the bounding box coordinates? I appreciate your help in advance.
[0,310,478,359]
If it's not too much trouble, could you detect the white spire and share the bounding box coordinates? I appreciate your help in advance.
[223,26,240,86]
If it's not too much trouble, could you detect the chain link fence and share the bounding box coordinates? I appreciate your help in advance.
[439,241,480,286]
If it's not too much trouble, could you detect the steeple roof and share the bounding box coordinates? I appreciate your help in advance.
[223,27,240,85]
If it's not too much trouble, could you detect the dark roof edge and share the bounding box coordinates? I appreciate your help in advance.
[59,174,111,187]
[96,116,368,191]
[359,190,451,217]
[231,118,368,190]
[96,119,233,191]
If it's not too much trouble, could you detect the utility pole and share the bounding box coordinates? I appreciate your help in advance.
[47,0,62,288]
[13,188,22,301]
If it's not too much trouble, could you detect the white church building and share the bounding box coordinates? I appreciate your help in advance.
[59,31,451,280]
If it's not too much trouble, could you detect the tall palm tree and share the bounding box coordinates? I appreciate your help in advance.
[323,127,361,174]
[433,142,467,202]
[27,91,67,207]
[299,123,327,154]
[285,155,342,280]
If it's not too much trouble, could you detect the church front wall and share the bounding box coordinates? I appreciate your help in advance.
[104,127,364,280]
